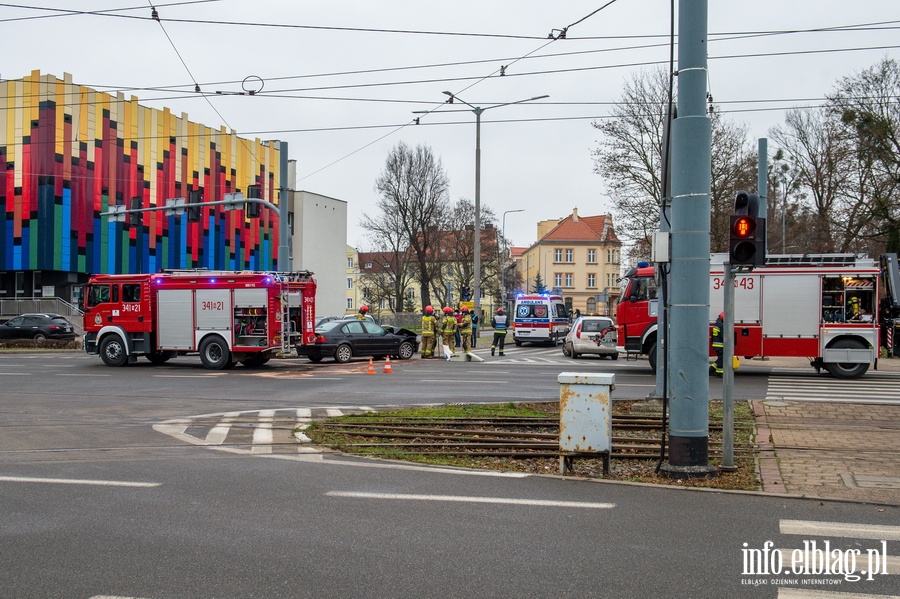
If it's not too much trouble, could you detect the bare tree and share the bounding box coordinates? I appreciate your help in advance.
[592,67,756,255]
[360,204,415,313]
[372,141,450,308]
[829,57,900,252]
[770,108,854,252]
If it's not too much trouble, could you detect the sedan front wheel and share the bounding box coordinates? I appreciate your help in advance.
[334,344,353,364]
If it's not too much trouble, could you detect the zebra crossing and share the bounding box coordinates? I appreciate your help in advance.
[768,519,899,598]
[152,406,376,455]
[766,370,900,406]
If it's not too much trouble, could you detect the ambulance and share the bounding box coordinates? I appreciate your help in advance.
[512,294,570,346]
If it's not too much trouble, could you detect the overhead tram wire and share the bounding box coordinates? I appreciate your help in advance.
[297,3,623,184]
[0,0,223,23]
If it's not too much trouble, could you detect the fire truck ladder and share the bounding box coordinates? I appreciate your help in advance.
[881,254,900,356]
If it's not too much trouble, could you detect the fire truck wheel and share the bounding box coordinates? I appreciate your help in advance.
[334,344,353,364]
[199,335,232,370]
[647,344,658,373]
[100,336,128,367]
[397,341,415,360]
[824,339,870,379]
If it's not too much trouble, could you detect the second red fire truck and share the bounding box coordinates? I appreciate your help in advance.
[82,270,316,369]
[616,253,900,379]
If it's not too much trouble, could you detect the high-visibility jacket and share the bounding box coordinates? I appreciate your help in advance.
[491,314,508,332]
[421,314,437,336]
[712,315,724,349]
[460,314,472,335]
[440,315,457,335]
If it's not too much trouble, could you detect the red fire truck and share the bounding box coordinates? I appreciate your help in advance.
[82,270,316,370]
[615,253,899,379]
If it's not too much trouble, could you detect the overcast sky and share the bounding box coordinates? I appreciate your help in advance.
[3,1,898,250]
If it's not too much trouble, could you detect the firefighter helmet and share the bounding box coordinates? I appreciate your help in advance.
[496,308,504,314]
[425,305,434,314]
[443,306,453,314]
[359,305,369,314]
[460,306,469,313]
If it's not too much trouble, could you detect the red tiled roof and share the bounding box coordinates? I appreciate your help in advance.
[542,213,620,243]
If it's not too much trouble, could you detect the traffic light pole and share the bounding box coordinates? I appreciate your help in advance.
[721,261,736,471]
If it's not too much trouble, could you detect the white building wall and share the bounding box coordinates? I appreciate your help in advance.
[292,190,347,318]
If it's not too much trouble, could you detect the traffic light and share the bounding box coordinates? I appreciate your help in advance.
[729,191,766,267]
[187,189,202,222]
[128,196,141,226]
[246,184,261,218]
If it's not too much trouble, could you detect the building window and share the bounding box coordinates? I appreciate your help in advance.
[346,298,353,310]
[565,249,573,263]
[365,262,373,269]
[586,297,596,313]
[587,249,596,263]
[607,248,620,264]
[607,273,618,289]
[554,273,562,288]
[587,273,596,288]
[565,273,573,287]
[554,249,563,262]
[347,278,353,289]
[347,257,354,268]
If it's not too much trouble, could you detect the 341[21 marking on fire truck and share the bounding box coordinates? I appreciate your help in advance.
[615,253,900,379]
[82,270,316,370]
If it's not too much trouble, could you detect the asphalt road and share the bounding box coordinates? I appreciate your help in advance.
[1,348,897,599]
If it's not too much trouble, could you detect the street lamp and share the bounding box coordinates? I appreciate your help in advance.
[417,92,548,319]
[500,209,524,309]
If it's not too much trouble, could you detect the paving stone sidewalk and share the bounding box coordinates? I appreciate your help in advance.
[751,356,900,505]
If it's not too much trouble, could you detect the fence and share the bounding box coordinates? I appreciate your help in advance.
[0,297,83,318]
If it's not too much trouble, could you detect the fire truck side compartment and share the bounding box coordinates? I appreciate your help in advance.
[157,290,194,349]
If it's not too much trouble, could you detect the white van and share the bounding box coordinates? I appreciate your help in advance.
[512,294,570,346]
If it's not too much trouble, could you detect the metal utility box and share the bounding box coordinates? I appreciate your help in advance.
[558,372,614,474]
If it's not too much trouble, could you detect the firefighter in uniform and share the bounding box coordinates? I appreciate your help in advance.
[357,305,369,321]
[491,308,508,356]
[440,307,457,358]
[420,305,437,359]
[711,312,724,377]
[459,306,473,358]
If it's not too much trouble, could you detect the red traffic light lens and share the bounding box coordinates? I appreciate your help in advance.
[732,216,755,238]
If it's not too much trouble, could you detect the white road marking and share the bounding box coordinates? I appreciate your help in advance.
[325,408,344,417]
[0,476,159,488]
[780,520,900,541]
[251,410,275,454]
[326,491,614,509]
[204,411,239,445]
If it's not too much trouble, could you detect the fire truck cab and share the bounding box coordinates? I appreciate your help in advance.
[616,253,889,379]
[82,270,316,370]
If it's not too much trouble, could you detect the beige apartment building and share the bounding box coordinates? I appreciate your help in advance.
[514,209,622,315]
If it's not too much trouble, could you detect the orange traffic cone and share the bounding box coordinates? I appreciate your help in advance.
[366,357,376,374]
[383,356,393,374]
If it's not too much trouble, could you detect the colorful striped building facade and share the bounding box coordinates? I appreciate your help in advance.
[0,71,283,301]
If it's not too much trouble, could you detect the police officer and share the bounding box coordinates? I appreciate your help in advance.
[459,306,473,358]
[491,307,508,356]
[420,305,437,359]
[440,306,457,358]
[357,305,369,321]
[711,311,724,377]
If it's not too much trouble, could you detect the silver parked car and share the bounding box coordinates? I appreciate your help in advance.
[562,315,618,359]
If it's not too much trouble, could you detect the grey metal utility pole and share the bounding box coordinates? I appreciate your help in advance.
[431,93,548,319]
[500,209,524,308]
[278,140,292,272]
[659,0,717,479]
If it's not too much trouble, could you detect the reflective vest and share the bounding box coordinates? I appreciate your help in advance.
[441,315,457,334]
[421,314,437,336]
[712,316,724,349]
[460,314,472,334]
[492,314,507,332]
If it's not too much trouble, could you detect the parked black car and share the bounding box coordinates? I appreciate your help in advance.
[0,313,77,341]
[298,319,418,363]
